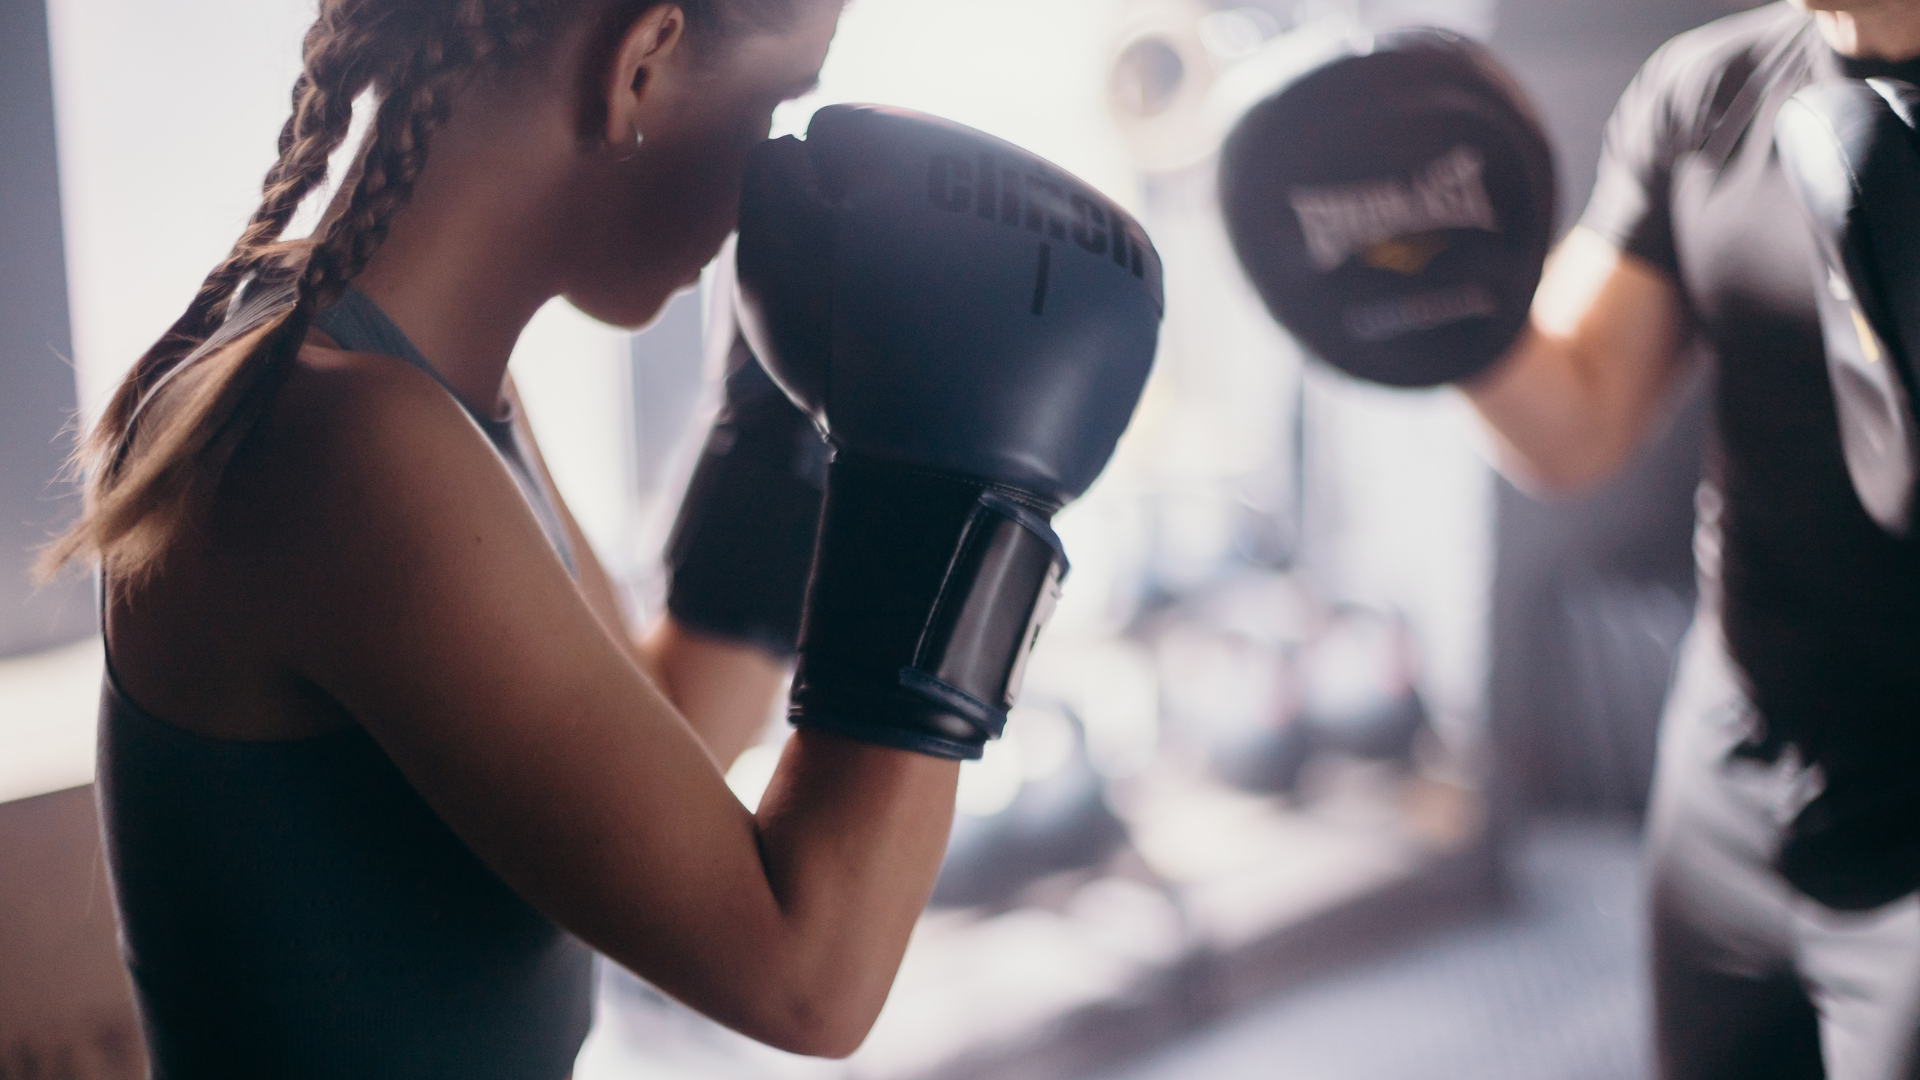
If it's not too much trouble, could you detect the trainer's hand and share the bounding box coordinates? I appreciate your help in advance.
[736,104,1163,760]
[1218,27,1690,492]
[1218,28,1556,388]
[1776,77,1920,537]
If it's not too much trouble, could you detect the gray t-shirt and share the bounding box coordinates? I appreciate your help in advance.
[1579,2,1920,900]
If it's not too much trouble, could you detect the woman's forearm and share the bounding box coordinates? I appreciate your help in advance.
[742,730,958,1056]
[639,617,790,769]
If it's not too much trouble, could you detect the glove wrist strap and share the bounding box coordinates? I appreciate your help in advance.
[789,454,1067,761]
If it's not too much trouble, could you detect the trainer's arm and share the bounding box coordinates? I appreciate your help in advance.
[1463,226,1689,493]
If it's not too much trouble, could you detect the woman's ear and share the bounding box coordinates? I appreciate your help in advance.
[604,4,687,147]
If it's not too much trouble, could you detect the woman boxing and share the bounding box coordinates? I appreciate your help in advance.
[40,0,972,1073]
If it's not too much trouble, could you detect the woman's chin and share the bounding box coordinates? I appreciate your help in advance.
[567,288,672,332]
[569,257,714,329]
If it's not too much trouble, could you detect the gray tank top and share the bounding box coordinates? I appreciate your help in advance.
[98,291,595,1079]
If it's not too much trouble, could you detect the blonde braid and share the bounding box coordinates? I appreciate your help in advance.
[42,0,733,583]
[286,0,566,340]
[87,8,388,478]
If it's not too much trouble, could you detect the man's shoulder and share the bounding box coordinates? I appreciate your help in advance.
[1643,3,1812,98]
[1613,3,1813,151]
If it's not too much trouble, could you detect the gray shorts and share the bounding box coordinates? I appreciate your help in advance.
[1649,615,1920,1080]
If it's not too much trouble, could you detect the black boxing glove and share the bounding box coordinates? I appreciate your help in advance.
[736,104,1163,760]
[1775,78,1920,538]
[1218,28,1555,388]
[663,289,829,659]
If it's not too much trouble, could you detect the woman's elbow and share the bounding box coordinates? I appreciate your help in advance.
[729,971,884,1059]
[743,996,877,1059]
[772,1025,871,1061]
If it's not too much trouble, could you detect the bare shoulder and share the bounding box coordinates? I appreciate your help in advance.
[219,336,589,686]
[107,342,511,738]
[254,343,485,506]
[220,340,533,594]
[273,341,473,464]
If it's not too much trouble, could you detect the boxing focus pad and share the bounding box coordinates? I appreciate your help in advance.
[736,104,1163,759]
[663,283,828,658]
[1775,78,1920,537]
[1218,28,1555,387]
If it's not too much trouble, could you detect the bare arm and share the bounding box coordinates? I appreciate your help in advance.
[505,378,785,769]
[1463,227,1690,493]
[281,354,951,1057]
[636,620,787,767]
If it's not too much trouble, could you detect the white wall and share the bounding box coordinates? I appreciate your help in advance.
[780,0,1140,206]
[47,0,312,416]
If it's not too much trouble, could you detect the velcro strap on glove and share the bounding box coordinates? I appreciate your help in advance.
[789,455,1067,760]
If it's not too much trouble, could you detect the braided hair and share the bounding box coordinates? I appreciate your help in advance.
[44,0,769,584]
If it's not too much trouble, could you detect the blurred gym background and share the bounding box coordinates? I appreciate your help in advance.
[0,0,1749,1076]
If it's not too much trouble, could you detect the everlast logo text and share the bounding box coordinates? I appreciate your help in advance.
[927,153,1148,280]
[1288,145,1498,273]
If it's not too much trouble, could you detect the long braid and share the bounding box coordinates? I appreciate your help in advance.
[43,0,751,583]
[276,0,557,369]
[84,11,382,481]
[45,0,566,582]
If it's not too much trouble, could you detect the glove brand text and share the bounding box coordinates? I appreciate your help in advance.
[927,153,1149,281]
[1288,145,1499,273]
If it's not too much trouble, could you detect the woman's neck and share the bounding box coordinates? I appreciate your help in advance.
[349,239,556,420]
[341,80,581,417]
[1811,2,1920,61]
